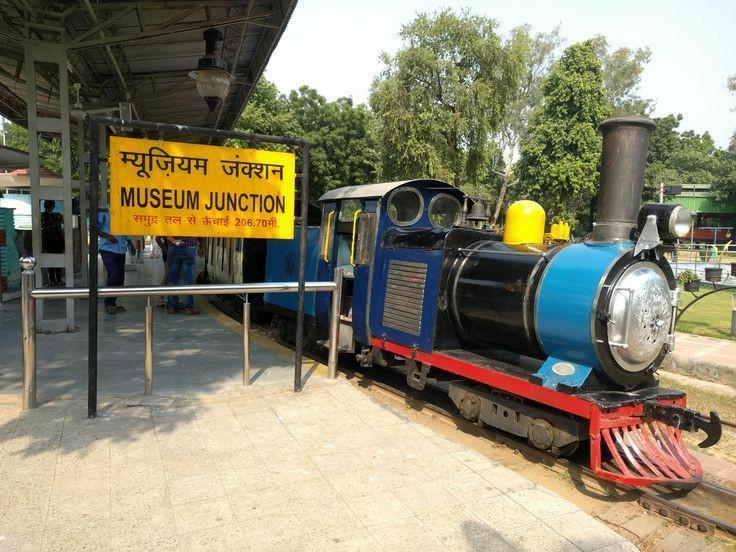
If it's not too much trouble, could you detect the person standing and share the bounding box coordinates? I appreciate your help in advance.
[98,208,135,315]
[166,236,204,315]
[41,200,64,286]
[155,236,169,308]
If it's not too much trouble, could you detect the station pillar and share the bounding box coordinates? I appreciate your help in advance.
[25,44,76,332]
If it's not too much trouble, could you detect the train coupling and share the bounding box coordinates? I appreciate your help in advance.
[642,402,722,449]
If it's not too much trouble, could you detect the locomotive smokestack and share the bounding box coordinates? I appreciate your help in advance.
[592,116,656,242]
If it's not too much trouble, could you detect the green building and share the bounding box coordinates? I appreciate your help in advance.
[665,183,736,243]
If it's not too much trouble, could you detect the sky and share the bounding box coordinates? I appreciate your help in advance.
[265,0,736,149]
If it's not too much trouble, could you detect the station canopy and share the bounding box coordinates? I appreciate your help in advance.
[0,0,297,133]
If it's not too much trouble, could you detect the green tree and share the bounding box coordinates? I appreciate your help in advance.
[2,121,78,178]
[644,114,684,200]
[592,36,653,116]
[645,113,735,202]
[713,151,736,201]
[515,40,609,224]
[728,74,736,152]
[231,79,302,146]
[288,86,377,197]
[233,80,376,200]
[369,9,523,191]
[489,25,562,224]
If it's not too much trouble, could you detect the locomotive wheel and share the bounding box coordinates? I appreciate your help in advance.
[527,418,555,451]
[457,393,481,422]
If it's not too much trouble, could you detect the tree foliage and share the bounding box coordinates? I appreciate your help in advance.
[232,79,301,141]
[489,25,562,223]
[233,80,376,200]
[645,113,736,202]
[369,9,523,191]
[515,40,609,224]
[728,74,736,152]
[288,87,377,195]
[592,36,653,116]
[2,122,78,178]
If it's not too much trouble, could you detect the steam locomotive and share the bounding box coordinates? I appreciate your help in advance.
[208,116,721,487]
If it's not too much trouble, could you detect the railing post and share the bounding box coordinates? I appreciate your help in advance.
[731,294,736,339]
[20,256,37,410]
[243,295,251,385]
[327,268,343,379]
[144,296,153,395]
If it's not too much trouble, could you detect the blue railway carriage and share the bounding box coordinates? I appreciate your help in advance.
[204,201,321,323]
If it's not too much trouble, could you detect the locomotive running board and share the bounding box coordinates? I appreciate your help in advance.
[372,337,707,488]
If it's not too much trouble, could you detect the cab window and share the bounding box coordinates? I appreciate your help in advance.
[387,188,423,226]
[319,207,335,261]
[428,194,462,228]
[339,199,362,223]
[353,212,376,266]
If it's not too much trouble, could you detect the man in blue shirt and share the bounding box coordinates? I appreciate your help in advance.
[98,208,135,314]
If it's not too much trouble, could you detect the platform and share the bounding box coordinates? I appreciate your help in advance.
[0,255,324,405]
[0,257,637,551]
[663,332,736,387]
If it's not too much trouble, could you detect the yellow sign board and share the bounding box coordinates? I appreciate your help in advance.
[109,136,295,239]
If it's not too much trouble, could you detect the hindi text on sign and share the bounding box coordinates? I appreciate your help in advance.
[110,137,295,239]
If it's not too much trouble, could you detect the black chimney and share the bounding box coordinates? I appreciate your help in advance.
[592,116,656,242]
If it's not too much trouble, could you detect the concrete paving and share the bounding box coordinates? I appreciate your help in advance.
[0,255,637,551]
[663,332,736,387]
[0,380,637,552]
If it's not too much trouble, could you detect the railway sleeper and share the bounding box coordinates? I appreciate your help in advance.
[448,381,586,456]
[637,496,715,534]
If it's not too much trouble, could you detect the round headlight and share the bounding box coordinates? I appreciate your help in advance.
[638,203,691,241]
[669,205,691,238]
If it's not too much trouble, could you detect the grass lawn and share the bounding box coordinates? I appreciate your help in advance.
[676,284,736,340]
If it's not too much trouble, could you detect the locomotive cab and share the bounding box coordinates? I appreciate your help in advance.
[316,180,464,355]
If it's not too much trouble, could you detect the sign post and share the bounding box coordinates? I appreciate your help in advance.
[87,117,307,418]
[109,136,295,239]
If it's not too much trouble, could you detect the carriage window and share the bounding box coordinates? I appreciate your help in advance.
[429,194,462,228]
[387,188,423,226]
[319,209,335,262]
[339,199,362,223]
[354,213,377,266]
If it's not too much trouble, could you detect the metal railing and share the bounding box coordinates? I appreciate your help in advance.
[20,257,342,411]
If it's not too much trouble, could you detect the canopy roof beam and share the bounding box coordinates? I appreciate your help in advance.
[69,12,278,50]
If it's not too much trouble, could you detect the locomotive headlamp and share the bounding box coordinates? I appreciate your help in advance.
[189,28,233,111]
[637,203,692,240]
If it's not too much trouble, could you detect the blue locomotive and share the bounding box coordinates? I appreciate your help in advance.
[208,117,721,487]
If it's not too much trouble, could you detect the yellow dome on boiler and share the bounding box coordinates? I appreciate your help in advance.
[503,200,546,245]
